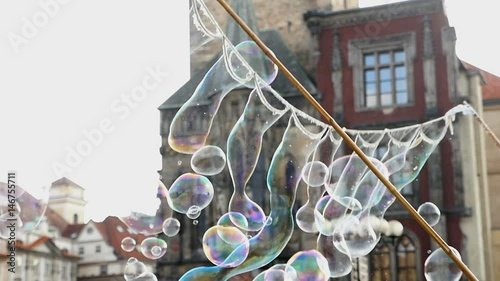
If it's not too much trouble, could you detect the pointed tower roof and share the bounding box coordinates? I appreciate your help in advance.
[159,0,319,110]
[225,0,259,44]
[51,177,84,190]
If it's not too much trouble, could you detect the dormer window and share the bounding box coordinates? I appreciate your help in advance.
[348,32,416,111]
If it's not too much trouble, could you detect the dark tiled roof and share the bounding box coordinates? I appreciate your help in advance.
[159,29,318,110]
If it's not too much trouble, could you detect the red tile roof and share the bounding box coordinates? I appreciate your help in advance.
[462,61,500,100]
[92,216,154,261]
[62,223,85,238]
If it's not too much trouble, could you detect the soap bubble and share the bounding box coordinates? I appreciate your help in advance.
[286,250,331,281]
[162,218,181,237]
[140,238,167,260]
[121,237,136,252]
[424,247,462,281]
[317,235,352,278]
[302,161,329,187]
[417,202,441,226]
[332,215,380,258]
[314,195,345,236]
[217,212,249,231]
[202,225,250,268]
[253,264,297,281]
[167,173,214,214]
[187,205,202,219]
[124,257,147,280]
[191,145,227,176]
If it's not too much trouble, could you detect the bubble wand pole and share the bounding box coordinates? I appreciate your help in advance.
[216,0,478,280]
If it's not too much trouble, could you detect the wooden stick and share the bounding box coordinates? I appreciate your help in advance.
[215,0,478,280]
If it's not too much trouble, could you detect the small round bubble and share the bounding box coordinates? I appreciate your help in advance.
[193,220,198,225]
[167,173,214,214]
[187,205,201,219]
[301,161,329,187]
[417,202,441,226]
[191,145,227,176]
[162,218,181,237]
[217,212,249,231]
[140,238,167,260]
[124,257,147,281]
[121,237,136,252]
[424,247,462,281]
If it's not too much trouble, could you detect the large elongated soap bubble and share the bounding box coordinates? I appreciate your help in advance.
[191,145,226,176]
[296,130,342,234]
[168,40,278,154]
[227,86,287,231]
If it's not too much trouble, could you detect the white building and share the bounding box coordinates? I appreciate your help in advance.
[76,216,156,280]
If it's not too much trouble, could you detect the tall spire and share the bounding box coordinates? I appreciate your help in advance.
[225,0,259,45]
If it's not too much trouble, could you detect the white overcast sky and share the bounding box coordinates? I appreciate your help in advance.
[0,0,497,222]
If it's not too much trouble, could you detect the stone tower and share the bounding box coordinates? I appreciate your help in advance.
[48,177,87,224]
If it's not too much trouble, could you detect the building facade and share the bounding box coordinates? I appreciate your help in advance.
[156,0,493,280]
[305,0,493,280]
[464,62,500,279]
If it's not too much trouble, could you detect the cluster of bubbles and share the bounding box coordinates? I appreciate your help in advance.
[136,18,468,277]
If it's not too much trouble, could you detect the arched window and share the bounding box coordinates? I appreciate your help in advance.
[396,235,418,280]
[366,232,420,281]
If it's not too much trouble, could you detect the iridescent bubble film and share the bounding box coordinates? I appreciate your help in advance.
[202,225,250,268]
[191,145,227,176]
[302,161,329,187]
[286,250,331,281]
[168,41,277,154]
[217,212,249,231]
[140,237,167,260]
[417,202,441,227]
[167,173,214,214]
[162,218,181,237]
[332,215,380,258]
[121,237,136,252]
[424,247,462,281]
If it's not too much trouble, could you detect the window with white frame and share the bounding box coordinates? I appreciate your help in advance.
[348,32,416,111]
[363,49,408,108]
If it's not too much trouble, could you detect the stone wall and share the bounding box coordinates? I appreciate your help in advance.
[191,0,331,74]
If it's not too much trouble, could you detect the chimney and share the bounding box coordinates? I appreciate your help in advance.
[331,0,359,10]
